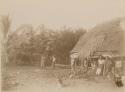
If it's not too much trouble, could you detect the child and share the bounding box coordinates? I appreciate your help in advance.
[114,59,124,87]
[114,74,123,87]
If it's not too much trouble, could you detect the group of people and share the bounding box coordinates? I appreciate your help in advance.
[70,55,124,87]
[95,55,124,87]
[40,55,56,69]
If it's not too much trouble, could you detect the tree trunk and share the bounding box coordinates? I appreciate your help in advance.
[0,15,10,90]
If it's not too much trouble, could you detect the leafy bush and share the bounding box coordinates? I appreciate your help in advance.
[7,25,86,65]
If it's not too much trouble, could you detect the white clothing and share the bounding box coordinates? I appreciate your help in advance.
[98,59,105,65]
[96,68,102,75]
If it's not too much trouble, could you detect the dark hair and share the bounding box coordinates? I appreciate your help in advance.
[99,55,105,59]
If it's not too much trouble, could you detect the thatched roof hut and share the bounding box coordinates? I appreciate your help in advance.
[71,17,125,60]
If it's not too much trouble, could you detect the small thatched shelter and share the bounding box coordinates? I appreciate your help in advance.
[71,17,125,61]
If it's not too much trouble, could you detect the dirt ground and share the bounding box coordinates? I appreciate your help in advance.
[2,65,125,92]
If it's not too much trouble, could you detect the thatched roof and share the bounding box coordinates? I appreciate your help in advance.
[71,17,125,60]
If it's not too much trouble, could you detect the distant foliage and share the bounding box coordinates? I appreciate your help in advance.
[7,25,86,65]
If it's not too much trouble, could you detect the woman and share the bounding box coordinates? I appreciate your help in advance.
[96,55,105,76]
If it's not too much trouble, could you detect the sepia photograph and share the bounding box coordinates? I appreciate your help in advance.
[0,0,125,92]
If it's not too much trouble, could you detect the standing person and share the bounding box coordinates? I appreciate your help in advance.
[70,54,76,77]
[40,55,46,69]
[80,59,84,69]
[114,58,123,87]
[70,53,78,78]
[80,57,86,69]
[104,56,113,77]
[83,58,88,71]
[96,55,105,76]
[52,55,56,69]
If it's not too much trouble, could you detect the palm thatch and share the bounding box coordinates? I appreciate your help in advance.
[71,17,125,60]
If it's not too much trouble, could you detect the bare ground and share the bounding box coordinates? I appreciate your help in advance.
[2,65,125,92]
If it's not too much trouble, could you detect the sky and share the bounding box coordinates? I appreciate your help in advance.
[0,0,125,30]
